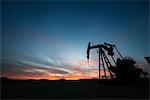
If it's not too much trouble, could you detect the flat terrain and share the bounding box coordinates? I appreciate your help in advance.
[1,79,149,99]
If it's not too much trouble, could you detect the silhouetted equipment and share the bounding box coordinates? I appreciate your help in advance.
[87,42,143,80]
[144,56,150,65]
[87,42,118,79]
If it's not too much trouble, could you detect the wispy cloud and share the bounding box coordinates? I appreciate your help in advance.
[1,48,149,80]
[1,63,69,79]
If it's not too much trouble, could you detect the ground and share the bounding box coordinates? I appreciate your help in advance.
[1,79,149,99]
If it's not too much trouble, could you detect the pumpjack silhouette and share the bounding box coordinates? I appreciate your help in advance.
[87,42,144,80]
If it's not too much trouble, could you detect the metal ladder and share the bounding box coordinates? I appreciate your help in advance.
[102,53,114,79]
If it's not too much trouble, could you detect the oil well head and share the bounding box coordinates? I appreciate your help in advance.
[87,42,91,60]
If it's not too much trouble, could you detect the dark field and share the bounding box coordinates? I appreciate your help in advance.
[1,79,149,99]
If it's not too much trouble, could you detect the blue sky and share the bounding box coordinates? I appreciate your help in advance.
[1,1,149,79]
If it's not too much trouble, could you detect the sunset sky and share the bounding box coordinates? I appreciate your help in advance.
[1,1,149,80]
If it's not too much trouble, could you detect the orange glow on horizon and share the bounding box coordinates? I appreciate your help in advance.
[2,69,111,80]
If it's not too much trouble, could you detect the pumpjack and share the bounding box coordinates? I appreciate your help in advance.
[87,42,143,80]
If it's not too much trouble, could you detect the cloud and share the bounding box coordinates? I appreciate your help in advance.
[1,63,69,79]
[1,61,112,80]
[1,48,88,74]
[1,48,111,80]
[1,48,149,80]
